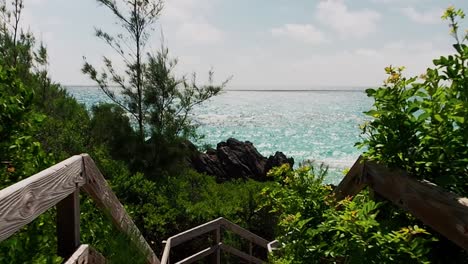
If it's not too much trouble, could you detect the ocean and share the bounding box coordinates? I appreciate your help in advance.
[66,86,373,184]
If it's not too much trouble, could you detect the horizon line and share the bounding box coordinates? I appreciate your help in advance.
[64,85,372,91]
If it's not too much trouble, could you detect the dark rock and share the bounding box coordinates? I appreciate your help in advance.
[190,138,294,182]
[265,152,295,174]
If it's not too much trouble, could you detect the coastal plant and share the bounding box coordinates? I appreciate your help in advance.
[82,0,228,140]
[82,0,163,141]
[262,164,435,264]
[82,0,230,175]
[358,6,468,194]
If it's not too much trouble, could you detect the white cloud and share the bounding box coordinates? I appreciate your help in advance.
[316,0,381,38]
[176,22,224,45]
[159,0,225,46]
[221,39,453,87]
[401,7,443,24]
[271,24,327,44]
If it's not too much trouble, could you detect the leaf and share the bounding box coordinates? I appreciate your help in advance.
[433,114,443,122]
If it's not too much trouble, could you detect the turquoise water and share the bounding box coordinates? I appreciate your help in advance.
[66,86,373,184]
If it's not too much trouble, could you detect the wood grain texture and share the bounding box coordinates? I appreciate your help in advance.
[0,155,84,242]
[219,243,263,264]
[363,161,468,251]
[81,154,160,264]
[64,244,107,264]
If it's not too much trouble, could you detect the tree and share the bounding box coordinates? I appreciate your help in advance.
[140,46,229,175]
[144,46,229,140]
[0,0,36,80]
[83,0,230,174]
[82,0,163,141]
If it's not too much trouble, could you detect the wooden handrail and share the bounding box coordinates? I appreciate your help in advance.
[0,154,160,264]
[160,217,272,264]
[81,154,160,264]
[0,155,84,242]
[64,244,106,264]
[333,157,468,251]
[174,243,221,264]
[267,240,279,253]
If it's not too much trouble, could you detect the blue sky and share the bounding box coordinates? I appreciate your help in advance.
[20,0,468,88]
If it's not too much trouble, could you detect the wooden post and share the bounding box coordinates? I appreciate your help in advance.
[57,189,80,260]
[249,239,253,263]
[215,227,221,264]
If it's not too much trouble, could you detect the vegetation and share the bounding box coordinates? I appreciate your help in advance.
[1,0,468,263]
[0,0,266,262]
[357,7,468,195]
[82,0,229,176]
[263,164,435,264]
[264,6,468,264]
[82,0,163,141]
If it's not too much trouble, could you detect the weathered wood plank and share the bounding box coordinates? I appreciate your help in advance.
[64,244,107,264]
[57,189,81,260]
[161,217,270,264]
[0,155,84,242]
[161,218,222,264]
[333,156,366,200]
[219,243,263,264]
[169,218,221,247]
[81,154,160,264]
[363,161,468,251]
[220,218,269,248]
[175,244,220,264]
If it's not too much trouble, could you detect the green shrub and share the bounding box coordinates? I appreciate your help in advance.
[263,164,435,264]
[357,7,468,194]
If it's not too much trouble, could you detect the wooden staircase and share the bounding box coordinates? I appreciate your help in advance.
[3,154,468,263]
[0,154,276,263]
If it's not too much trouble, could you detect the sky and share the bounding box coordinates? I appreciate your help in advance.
[16,0,468,88]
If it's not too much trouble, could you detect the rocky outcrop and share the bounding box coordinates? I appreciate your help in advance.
[190,138,294,182]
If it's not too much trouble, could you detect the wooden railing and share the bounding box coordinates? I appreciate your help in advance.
[333,156,468,251]
[0,154,160,264]
[160,217,272,264]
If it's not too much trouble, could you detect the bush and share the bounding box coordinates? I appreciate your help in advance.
[262,164,436,264]
[357,7,468,194]
[110,167,275,255]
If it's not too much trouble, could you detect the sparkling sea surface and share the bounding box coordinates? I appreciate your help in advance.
[66,86,373,184]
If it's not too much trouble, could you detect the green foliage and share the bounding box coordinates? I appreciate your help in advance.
[0,63,51,187]
[35,85,91,160]
[144,47,227,141]
[82,0,230,174]
[0,212,62,264]
[82,0,164,140]
[358,7,468,194]
[111,167,275,254]
[80,195,149,264]
[90,103,138,163]
[263,164,435,264]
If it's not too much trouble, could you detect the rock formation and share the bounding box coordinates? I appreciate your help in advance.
[190,138,294,182]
